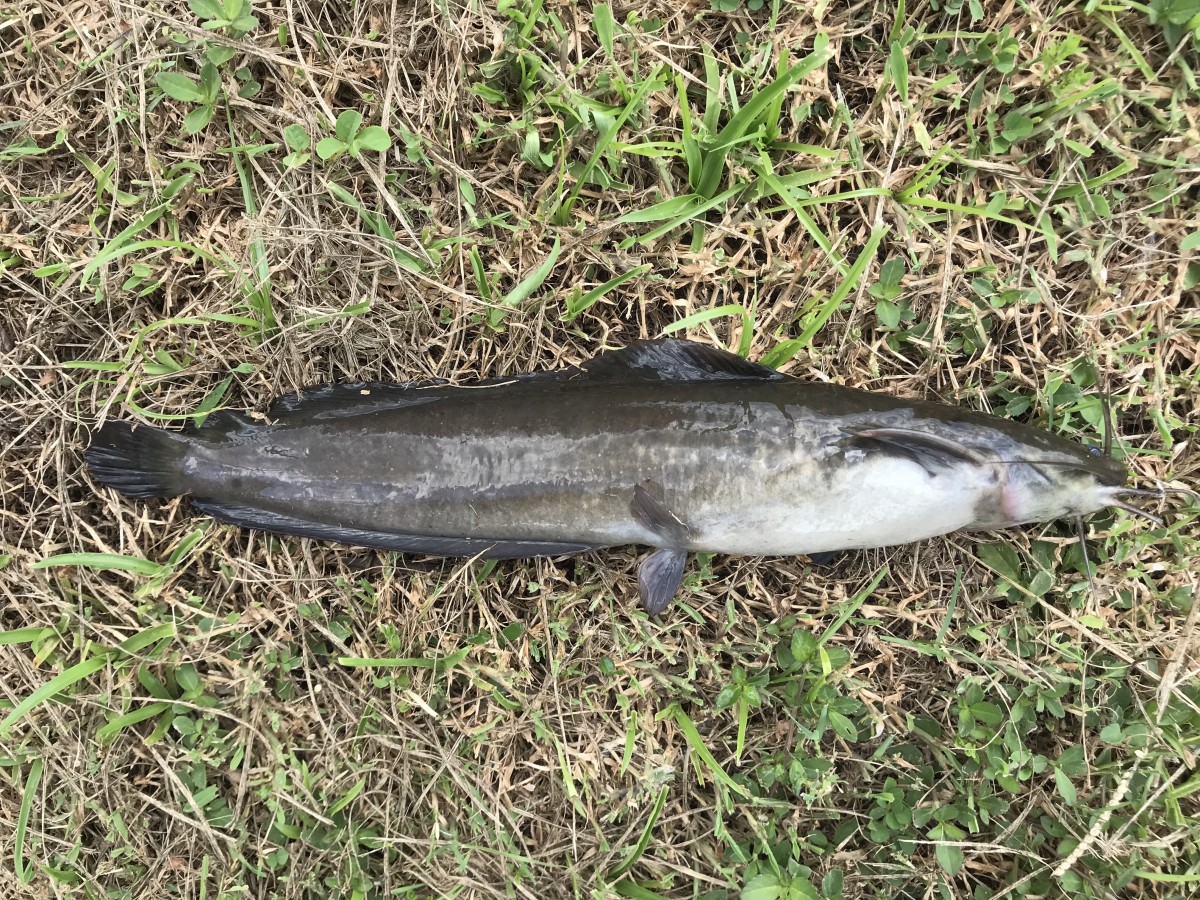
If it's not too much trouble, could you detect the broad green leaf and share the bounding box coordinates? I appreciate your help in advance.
[283,124,309,151]
[1054,767,1077,805]
[354,125,391,152]
[936,841,964,876]
[741,874,782,900]
[315,137,345,160]
[183,104,215,134]
[594,3,615,57]
[199,62,221,101]
[876,299,901,329]
[207,44,236,66]
[157,72,203,103]
[977,542,1022,582]
[190,0,224,19]
[335,109,362,143]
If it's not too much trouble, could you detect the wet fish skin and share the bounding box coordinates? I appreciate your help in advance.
[85,339,1131,614]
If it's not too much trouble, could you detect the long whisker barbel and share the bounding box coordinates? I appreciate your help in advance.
[1113,486,1197,501]
[1110,502,1165,526]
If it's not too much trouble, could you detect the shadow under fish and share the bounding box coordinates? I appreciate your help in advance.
[84,339,1167,615]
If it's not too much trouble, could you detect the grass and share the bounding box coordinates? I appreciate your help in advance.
[1,0,1198,898]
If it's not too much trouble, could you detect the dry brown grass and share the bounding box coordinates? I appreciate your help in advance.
[2,1,1198,898]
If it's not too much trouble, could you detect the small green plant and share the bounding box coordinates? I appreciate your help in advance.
[151,1,263,134]
[188,0,259,37]
[315,111,393,161]
[1148,0,1200,46]
[711,0,766,10]
[867,257,905,328]
[740,865,821,900]
[281,124,311,167]
[156,62,221,134]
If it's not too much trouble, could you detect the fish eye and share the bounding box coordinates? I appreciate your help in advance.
[1087,446,1103,458]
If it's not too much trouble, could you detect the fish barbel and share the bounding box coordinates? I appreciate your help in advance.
[85,339,1150,614]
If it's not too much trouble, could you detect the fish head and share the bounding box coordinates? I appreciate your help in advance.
[986,437,1130,527]
[845,414,1138,529]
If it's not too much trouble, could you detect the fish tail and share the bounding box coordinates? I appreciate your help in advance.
[84,421,191,498]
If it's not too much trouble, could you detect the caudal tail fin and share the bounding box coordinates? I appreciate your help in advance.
[84,421,190,498]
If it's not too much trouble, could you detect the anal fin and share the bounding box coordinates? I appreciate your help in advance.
[191,499,599,559]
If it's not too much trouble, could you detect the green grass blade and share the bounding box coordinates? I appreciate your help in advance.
[326,776,367,816]
[618,184,741,248]
[605,785,669,880]
[118,623,176,656]
[757,166,849,276]
[0,656,109,736]
[0,628,56,647]
[617,194,704,224]
[14,758,43,884]
[760,224,887,368]
[593,3,614,58]
[613,882,671,900]
[82,202,169,284]
[31,553,168,577]
[888,0,907,42]
[669,704,748,797]
[96,702,172,743]
[491,237,562,324]
[889,42,909,107]
[227,107,276,338]
[702,49,721,136]
[818,567,889,646]
[661,304,752,344]
[696,33,831,198]
[565,264,650,321]
[327,182,429,274]
[339,645,472,673]
[81,239,221,289]
[676,74,702,188]
[555,67,664,223]
[1,622,174,738]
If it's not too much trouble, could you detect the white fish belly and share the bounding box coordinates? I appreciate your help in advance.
[686,456,990,556]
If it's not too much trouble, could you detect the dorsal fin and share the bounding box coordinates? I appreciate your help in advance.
[267,380,451,421]
[191,409,260,439]
[581,339,786,383]
[266,339,784,422]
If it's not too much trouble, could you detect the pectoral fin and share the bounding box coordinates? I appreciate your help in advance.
[638,548,688,616]
[630,483,691,615]
[845,426,986,475]
[630,482,691,544]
